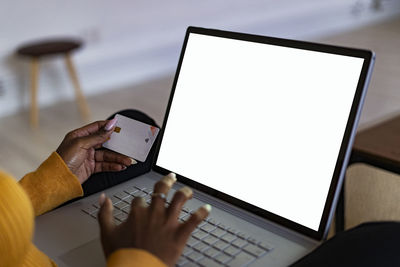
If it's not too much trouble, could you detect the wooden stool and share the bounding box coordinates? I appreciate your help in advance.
[16,39,90,128]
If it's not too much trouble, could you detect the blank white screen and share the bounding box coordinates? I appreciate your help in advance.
[157,33,364,230]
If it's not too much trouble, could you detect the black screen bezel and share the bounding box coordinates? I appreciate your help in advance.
[152,26,374,241]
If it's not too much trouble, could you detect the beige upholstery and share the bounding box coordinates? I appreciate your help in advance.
[345,163,400,229]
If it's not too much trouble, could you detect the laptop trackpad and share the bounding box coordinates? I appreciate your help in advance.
[59,238,106,267]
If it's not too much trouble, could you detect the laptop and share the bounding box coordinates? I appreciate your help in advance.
[34,26,375,267]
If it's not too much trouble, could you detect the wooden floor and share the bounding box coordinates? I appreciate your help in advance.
[1,16,400,233]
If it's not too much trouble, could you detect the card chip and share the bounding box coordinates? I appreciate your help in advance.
[114,127,121,133]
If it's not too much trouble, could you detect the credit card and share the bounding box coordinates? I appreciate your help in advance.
[102,114,160,162]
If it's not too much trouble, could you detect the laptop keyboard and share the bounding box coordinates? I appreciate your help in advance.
[81,185,273,266]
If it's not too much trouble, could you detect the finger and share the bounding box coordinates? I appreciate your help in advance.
[94,162,127,173]
[69,120,108,138]
[79,128,114,149]
[178,204,211,242]
[76,118,118,149]
[128,197,147,221]
[166,187,193,223]
[98,193,115,234]
[150,173,177,212]
[95,150,134,166]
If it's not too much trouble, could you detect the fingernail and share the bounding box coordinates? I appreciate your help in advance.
[122,165,127,170]
[161,173,177,187]
[99,193,106,206]
[104,117,118,131]
[167,173,177,181]
[178,187,193,198]
[130,158,137,165]
[202,204,212,213]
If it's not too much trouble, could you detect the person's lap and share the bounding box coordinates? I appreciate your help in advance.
[292,221,400,266]
[83,109,400,266]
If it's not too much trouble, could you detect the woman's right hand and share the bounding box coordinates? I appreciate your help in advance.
[97,173,211,266]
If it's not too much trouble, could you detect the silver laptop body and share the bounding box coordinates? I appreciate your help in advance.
[34,27,375,267]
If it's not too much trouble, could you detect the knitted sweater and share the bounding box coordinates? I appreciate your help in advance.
[0,152,166,267]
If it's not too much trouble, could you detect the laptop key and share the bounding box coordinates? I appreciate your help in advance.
[180,214,190,222]
[221,233,237,243]
[183,247,193,257]
[213,240,230,251]
[179,211,188,220]
[187,251,203,262]
[122,206,131,214]
[215,253,232,264]
[232,238,248,248]
[247,237,258,244]
[112,209,121,216]
[192,230,208,240]
[124,186,138,194]
[177,257,188,267]
[115,212,128,222]
[198,257,223,267]
[134,186,145,191]
[124,195,134,204]
[227,227,238,234]
[81,205,98,214]
[210,228,226,238]
[187,236,199,247]
[201,223,216,232]
[110,196,120,204]
[193,241,208,252]
[204,247,220,258]
[114,191,129,200]
[224,245,241,257]
[207,218,219,225]
[202,235,219,245]
[197,220,208,228]
[243,244,267,257]
[237,232,248,239]
[132,191,147,198]
[182,262,200,267]
[144,196,152,204]
[218,224,226,230]
[259,242,273,251]
[114,201,128,210]
[228,251,256,267]
[143,188,152,194]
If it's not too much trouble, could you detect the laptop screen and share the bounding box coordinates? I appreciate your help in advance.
[155,28,372,236]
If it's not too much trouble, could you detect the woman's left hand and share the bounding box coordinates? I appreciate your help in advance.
[56,118,134,184]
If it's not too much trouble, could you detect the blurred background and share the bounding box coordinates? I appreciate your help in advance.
[1,0,400,231]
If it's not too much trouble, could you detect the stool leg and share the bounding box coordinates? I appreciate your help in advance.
[30,59,39,128]
[64,54,90,121]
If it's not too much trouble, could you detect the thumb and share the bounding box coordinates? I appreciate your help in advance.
[80,118,117,149]
[98,193,115,234]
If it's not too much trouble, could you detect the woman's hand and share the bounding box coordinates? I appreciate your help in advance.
[97,173,211,267]
[56,118,134,184]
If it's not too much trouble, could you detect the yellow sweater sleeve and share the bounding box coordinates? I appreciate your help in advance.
[7,153,166,267]
[107,249,167,267]
[19,152,83,216]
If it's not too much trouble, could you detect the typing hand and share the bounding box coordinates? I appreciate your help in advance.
[98,173,211,267]
[56,118,134,184]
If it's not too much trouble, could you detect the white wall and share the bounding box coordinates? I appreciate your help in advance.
[0,0,399,117]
